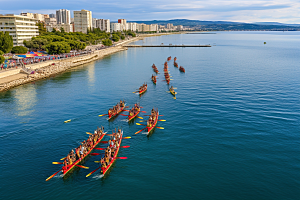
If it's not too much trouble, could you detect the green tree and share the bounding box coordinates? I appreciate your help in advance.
[112,34,120,42]
[121,35,125,40]
[102,39,112,46]
[0,32,14,53]
[60,27,65,33]
[0,55,5,64]
[11,46,28,54]
[46,42,71,54]
[0,50,4,55]
[23,38,49,51]
[36,22,47,35]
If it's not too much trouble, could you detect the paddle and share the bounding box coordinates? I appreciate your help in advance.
[135,128,146,134]
[60,157,66,160]
[156,127,164,129]
[64,119,71,123]
[120,114,128,116]
[140,111,146,113]
[52,162,63,164]
[91,153,102,156]
[86,166,101,177]
[100,141,108,143]
[46,169,62,181]
[136,123,146,126]
[76,165,89,169]
[137,116,143,119]
[86,132,92,135]
[99,114,108,117]
[94,148,105,150]
[120,146,130,148]
[116,157,127,159]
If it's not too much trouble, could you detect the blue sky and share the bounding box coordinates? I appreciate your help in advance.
[1,0,300,24]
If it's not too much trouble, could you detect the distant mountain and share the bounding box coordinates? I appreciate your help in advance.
[128,19,300,31]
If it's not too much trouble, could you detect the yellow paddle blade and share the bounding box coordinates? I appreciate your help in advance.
[86,132,92,135]
[156,127,164,129]
[136,123,142,125]
[158,119,166,121]
[123,137,131,139]
[173,97,176,100]
[64,119,71,123]
[86,172,93,177]
[94,161,100,163]
[137,116,143,119]
[60,157,66,160]
[52,162,63,164]
[98,114,105,117]
[173,87,177,89]
[76,165,89,169]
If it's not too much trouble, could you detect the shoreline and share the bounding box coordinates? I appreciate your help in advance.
[0,32,184,92]
[0,35,144,92]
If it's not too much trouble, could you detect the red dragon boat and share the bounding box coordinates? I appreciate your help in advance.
[179,66,185,73]
[46,127,106,181]
[108,101,126,120]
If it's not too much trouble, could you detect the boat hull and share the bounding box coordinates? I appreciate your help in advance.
[62,133,105,176]
[102,131,123,175]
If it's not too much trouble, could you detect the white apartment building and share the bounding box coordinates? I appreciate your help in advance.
[0,14,39,46]
[34,13,45,22]
[74,10,92,33]
[127,22,137,31]
[45,17,57,25]
[92,18,97,29]
[118,19,127,30]
[167,23,173,29]
[46,24,73,33]
[95,19,110,32]
[111,23,121,32]
[177,25,183,31]
[20,13,34,18]
[149,24,158,32]
[56,9,71,24]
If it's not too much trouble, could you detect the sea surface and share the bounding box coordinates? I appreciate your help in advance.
[0,31,299,200]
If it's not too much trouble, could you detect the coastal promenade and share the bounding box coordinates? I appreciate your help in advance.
[124,44,211,47]
[0,37,142,92]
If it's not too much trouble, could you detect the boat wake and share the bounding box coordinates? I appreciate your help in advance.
[92,174,104,179]
[142,132,149,135]
[121,119,129,122]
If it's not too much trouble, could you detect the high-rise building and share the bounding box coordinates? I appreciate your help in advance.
[167,23,173,29]
[49,13,56,18]
[118,19,127,30]
[56,9,71,24]
[0,14,39,46]
[74,9,92,33]
[95,19,110,32]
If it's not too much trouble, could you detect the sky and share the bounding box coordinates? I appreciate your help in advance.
[1,0,300,24]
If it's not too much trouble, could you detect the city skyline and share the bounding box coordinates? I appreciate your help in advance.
[0,0,300,24]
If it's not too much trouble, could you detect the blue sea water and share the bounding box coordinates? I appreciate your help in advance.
[0,31,299,200]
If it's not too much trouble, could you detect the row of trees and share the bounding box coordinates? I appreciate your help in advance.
[1,23,137,59]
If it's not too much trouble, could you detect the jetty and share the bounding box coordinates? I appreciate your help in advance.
[124,44,211,48]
